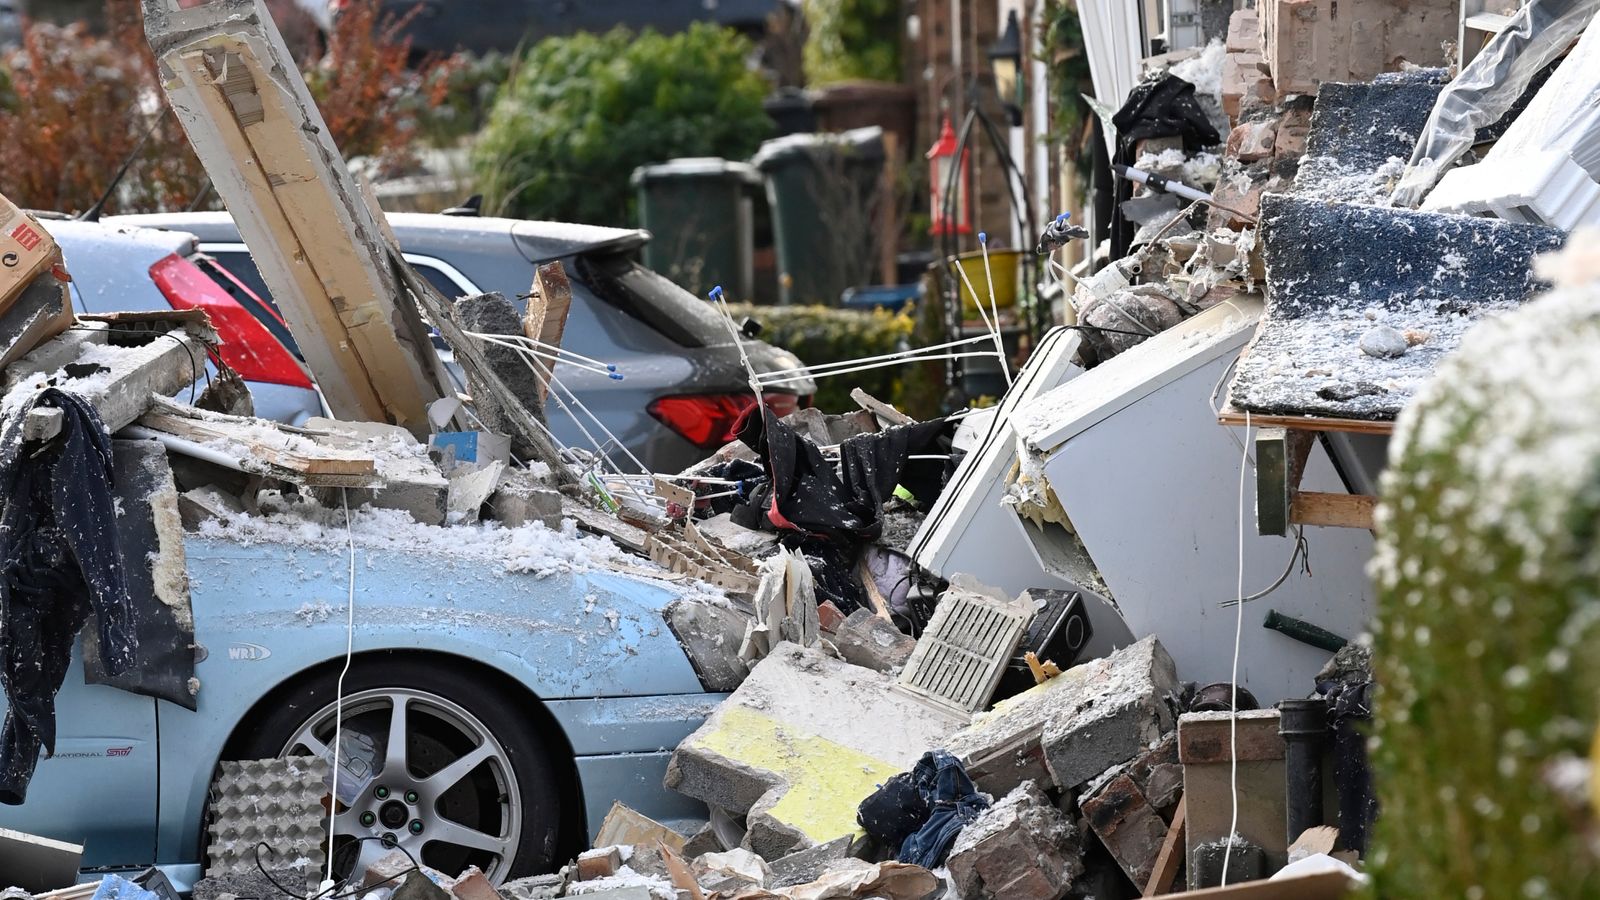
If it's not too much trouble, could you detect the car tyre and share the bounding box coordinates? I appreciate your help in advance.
[234,654,561,882]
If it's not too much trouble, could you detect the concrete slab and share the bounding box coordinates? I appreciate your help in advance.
[665,642,965,859]
[0,826,82,892]
[833,608,915,673]
[1231,195,1564,420]
[944,636,1181,793]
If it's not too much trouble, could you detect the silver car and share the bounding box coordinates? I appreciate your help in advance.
[111,212,815,473]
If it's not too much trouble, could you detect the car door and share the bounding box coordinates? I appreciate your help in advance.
[0,647,160,870]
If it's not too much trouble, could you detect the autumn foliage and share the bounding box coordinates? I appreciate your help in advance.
[0,0,457,216]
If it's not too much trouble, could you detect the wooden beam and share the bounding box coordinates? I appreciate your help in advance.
[851,387,915,427]
[1218,406,1394,436]
[1142,800,1186,896]
[5,319,217,440]
[145,0,449,437]
[857,557,895,621]
[1290,491,1377,530]
[138,404,379,485]
[524,261,574,406]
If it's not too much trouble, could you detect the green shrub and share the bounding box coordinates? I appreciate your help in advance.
[802,0,902,85]
[474,24,772,226]
[1367,270,1600,897]
[730,302,914,414]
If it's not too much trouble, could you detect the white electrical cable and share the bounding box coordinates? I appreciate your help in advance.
[461,329,618,372]
[325,487,357,885]
[758,333,996,378]
[465,332,618,378]
[949,257,1008,372]
[1222,410,1252,887]
[758,352,998,388]
[978,235,1014,385]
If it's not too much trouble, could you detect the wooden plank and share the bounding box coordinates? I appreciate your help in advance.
[524,261,574,405]
[857,557,895,621]
[1166,869,1354,898]
[532,261,574,353]
[1142,800,1186,896]
[147,4,449,435]
[139,405,377,482]
[851,387,915,427]
[1218,406,1394,436]
[1290,491,1376,530]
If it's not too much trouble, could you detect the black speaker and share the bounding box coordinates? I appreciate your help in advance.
[992,588,1095,703]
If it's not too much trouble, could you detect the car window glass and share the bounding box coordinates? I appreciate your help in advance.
[575,252,732,349]
[208,251,279,316]
[413,263,467,300]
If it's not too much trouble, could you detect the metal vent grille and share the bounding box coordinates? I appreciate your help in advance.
[896,588,1030,714]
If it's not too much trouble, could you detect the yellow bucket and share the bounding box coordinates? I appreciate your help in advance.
[950,250,1021,318]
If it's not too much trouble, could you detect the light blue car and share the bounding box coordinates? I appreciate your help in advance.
[0,522,724,886]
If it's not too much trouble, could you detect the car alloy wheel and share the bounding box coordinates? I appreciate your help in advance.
[280,687,523,881]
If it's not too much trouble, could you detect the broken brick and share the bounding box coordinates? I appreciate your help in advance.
[1080,772,1169,888]
[1274,104,1314,159]
[576,846,624,881]
[1226,8,1259,53]
[947,782,1083,900]
[1226,120,1278,163]
[452,867,505,900]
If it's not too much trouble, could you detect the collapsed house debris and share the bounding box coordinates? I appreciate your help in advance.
[10,0,1600,895]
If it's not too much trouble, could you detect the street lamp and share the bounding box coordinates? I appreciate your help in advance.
[988,9,1024,126]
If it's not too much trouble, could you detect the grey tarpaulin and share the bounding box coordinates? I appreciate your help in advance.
[1392,0,1600,207]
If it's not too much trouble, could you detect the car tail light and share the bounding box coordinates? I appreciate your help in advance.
[648,392,803,450]
[149,254,314,389]
[762,392,801,418]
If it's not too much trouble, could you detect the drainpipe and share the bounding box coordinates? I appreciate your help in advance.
[1279,698,1327,846]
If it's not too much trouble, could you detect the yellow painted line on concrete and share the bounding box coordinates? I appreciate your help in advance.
[696,706,904,844]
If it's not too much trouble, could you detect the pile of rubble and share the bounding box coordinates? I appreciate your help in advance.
[11,0,1600,896]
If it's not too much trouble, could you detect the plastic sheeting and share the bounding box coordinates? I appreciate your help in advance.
[1390,0,1600,208]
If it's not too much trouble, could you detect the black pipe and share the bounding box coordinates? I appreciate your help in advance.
[1263,608,1348,653]
[1279,698,1327,846]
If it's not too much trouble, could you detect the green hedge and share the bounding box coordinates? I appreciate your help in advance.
[730,302,914,414]
[474,24,771,226]
[1367,274,1600,897]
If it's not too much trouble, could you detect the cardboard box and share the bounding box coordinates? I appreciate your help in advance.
[0,196,58,304]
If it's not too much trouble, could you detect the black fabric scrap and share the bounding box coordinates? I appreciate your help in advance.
[857,770,929,853]
[82,440,197,711]
[0,388,138,804]
[736,407,948,544]
[1112,74,1221,153]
